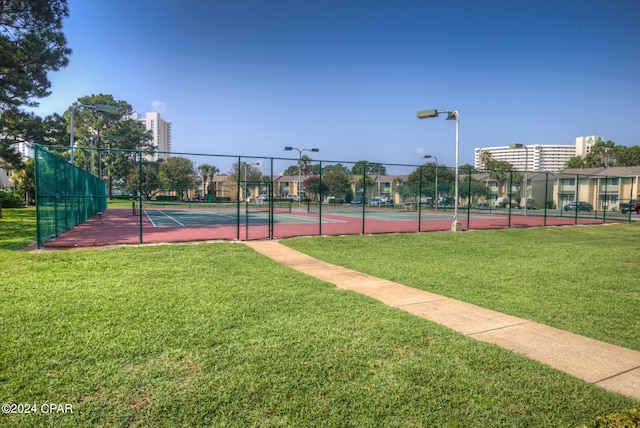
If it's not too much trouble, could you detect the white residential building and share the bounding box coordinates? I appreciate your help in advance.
[0,167,13,190]
[13,141,34,159]
[132,112,172,161]
[0,142,34,189]
[575,135,604,157]
[474,136,604,172]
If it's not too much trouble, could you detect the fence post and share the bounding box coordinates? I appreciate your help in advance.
[138,150,143,244]
[270,157,274,238]
[543,172,549,226]
[627,176,635,221]
[319,161,323,236]
[236,156,241,240]
[602,175,608,223]
[574,174,580,224]
[361,163,366,235]
[418,165,423,232]
[34,144,40,247]
[466,168,472,229]
[507,170,513,228]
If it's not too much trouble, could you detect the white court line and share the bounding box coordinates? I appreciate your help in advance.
[143,210,157,227]
[150,210,185,227]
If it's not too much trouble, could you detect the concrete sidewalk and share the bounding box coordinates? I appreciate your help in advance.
[245,240,640,402]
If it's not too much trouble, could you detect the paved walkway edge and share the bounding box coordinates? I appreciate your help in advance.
[245,240,640,402]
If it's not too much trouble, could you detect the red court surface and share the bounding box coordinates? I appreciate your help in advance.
[43,208,617,248]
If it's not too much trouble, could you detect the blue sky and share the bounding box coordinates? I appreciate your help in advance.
[31,0,640,171]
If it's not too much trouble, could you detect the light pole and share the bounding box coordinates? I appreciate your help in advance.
[90,135,122,177]
[509,144,529,216]
[283,146,319,210]
[421,155,438,211]
[241,161,260,201]
[417,109,461,232]
[69,103,119,165]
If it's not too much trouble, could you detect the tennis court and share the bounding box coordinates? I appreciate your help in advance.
[43,198,614,248]
[142,207,321,227]
[139,201,499,227]
[34,145,631,248]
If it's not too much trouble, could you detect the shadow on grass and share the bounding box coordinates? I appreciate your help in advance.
[0,207,36,251]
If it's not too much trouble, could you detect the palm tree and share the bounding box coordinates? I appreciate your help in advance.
[480,151,493,172]
[480,151,494,200]
[299,155,313,177]
[197,164,218,200]
[10,159,35,206]
[488,160,512,198]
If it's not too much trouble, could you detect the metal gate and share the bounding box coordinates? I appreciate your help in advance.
[243,181,273,240]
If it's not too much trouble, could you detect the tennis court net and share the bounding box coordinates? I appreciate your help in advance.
[132,200,294,215]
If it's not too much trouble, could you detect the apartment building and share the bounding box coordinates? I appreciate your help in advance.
[474,136,604,173]
[0,167,12,190]
[554,166,640,211]
[0,142,33,190]
[132,112,172,161]
[575,135,604,157]
[474,144,576,172]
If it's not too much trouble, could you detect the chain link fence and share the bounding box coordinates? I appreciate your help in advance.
[34,145,637,247]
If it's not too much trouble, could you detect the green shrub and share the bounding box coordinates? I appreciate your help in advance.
[581,408,640,427]
[0,189,25,208]
[344,187,354,203]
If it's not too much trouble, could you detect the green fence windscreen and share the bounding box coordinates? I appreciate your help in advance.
[35,145,107,247]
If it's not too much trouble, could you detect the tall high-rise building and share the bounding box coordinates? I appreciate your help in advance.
[132,112,172,161]
[575,135,604,157]
[474,136,605,172]
[13,141,33,159]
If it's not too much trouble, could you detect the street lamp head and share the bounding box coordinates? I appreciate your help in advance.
[103,135,123,141]
[416,109,439,119]
[421,155,432,159]
[509,143,524,148]
[94,104,118,114]
[445,111,459,121]
[284,146,319,153]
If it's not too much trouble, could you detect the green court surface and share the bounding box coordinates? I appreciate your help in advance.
[141,208,323,227]
[140,205,498,227]
[311,207,496,221]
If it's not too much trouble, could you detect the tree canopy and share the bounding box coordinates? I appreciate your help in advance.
[322,167,351,199]
[0,0,71,166]
[125,161,161,200]
[351,161,386,176]
[159,157,197,200]
[564,141,640,169]
[302,176,327,201]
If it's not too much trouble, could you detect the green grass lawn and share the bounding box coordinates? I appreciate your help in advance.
[0,210,638,426]
[0,207,36,250]
[283,223,640,353]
